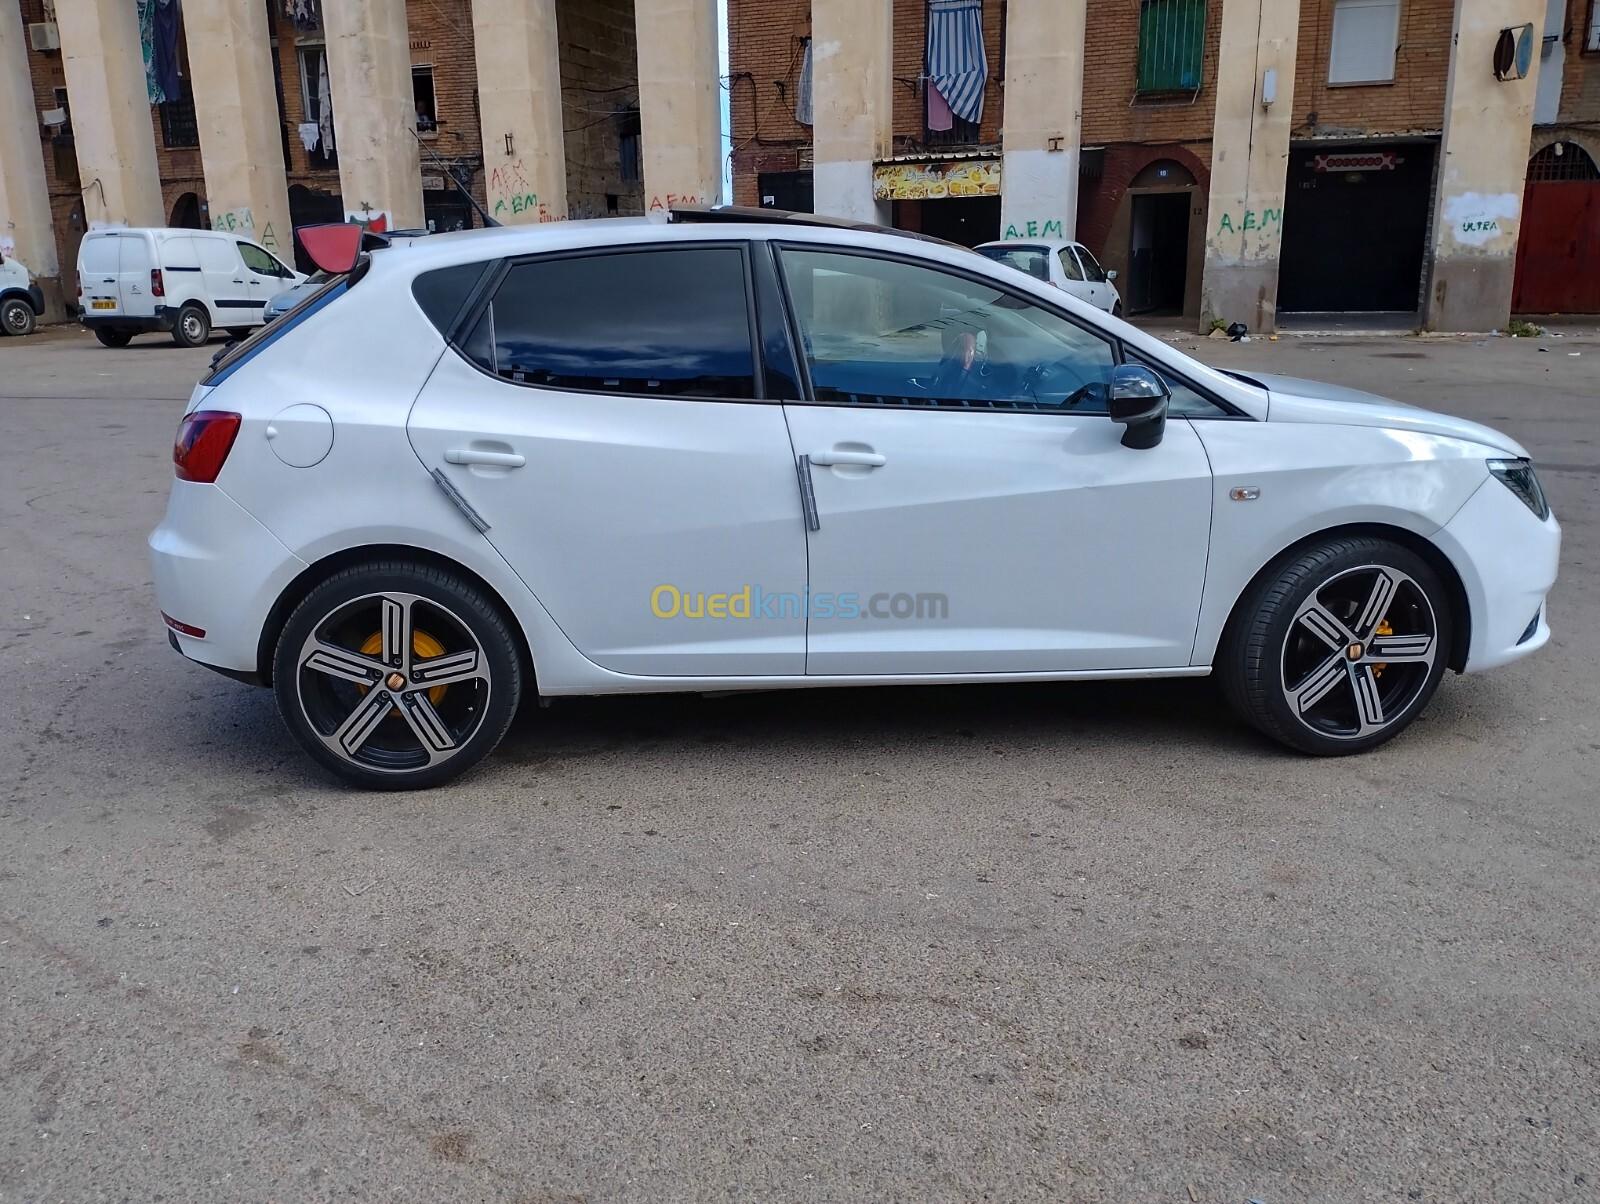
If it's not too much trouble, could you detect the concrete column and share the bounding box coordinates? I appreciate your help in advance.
[474,0,568,224]
[183,0,292,256]
[636,0,722,212]
[1199,0,1299,334]
[1423,0,1545,331]
[0,2,64,319]
[812,0,893,223]
[54,0,164,229]
[999,0,1086,242]
[322,0,424,229]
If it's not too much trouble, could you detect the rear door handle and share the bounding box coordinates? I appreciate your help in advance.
[808,449,886,468]
[444,448,526,468]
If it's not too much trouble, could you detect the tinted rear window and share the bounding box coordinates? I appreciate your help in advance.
[412,261,492,336]
[461,246,756,399]
[976,245,1049,281]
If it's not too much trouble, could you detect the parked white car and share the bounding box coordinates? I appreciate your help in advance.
[78,227,304,347]
[0,249,46,336]
[149,209,1559,789]
[975,238,1122,315]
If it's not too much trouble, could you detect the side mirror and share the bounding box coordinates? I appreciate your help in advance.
[1105,269,1118,282]
[1108,364,1170,449]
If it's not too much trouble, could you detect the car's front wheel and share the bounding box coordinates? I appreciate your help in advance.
[272,562,523,789]
[2,297,36,336]
[1220,536,1453,755]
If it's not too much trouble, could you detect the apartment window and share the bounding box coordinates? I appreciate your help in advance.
[1136,0,1206,95]
[1328,0,1400,84]
[412,65,437,133]
[52,86,72,137]
[160,77,200,149]
[297,45,338,168]
[618,109,642,182]
[1587,0,1600,52]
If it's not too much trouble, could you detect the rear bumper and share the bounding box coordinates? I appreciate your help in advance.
[82,307,175,333]
[149,481,306,677]
[1434,475,1561,673]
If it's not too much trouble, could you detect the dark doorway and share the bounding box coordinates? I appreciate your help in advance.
[893,196,999,247]
[1513,143,1600,314]
[168,191,203,230]
[287,184,345,274]
[424,190,474,234]
[758,171,813,213]
[1279,143,1435,313]
[1128,192,1189,314]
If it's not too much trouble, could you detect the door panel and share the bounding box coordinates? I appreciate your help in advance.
[407,243,808,678]
[118,235,155,319]
[1513,180,1600,314]
[786,405,1213,674]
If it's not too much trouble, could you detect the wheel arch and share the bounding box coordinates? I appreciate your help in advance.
[255,543,536,687]
[1215,523,1471,673]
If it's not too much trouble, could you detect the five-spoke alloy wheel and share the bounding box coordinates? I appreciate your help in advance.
[273,563,522,788]
[1221,537,1453,755]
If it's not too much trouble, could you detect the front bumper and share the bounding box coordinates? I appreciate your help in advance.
[1433,474,1561,673]
[149,481,306,678]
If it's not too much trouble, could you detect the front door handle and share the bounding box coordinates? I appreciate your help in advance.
[808,448,886,468]
[445,448,526,468]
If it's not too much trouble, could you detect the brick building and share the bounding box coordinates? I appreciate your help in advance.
[731,0,1600,323]
[11,0,645,293]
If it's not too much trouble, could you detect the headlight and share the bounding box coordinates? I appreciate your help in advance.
[1487,458,1550,520]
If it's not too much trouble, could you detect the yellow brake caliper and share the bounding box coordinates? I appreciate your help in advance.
[1372,619,1392,677]
[359,629,450,710]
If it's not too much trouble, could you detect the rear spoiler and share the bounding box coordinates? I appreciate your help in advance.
[294,223,397,275]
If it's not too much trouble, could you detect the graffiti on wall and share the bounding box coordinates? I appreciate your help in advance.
[647,193,705,212]
[1215,207,1281,236]
[1003,218,1066,240]
[1442,192,1519,248]
[488,160,559,222]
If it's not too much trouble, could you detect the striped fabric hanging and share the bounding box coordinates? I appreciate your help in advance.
[926,0,988,125]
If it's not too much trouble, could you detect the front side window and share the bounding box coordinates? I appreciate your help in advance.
[779,248,1116,413]
[975,245,1049,281]
[1130,354,1232,418]
[1058,248,1084,281]
[238,242,286,276]
[1075,245,1109,283]
[464,247,757,400]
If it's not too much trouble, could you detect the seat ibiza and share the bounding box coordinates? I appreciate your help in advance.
[149,208,1560,789]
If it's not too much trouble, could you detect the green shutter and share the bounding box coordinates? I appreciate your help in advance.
[1137,0,1206,95]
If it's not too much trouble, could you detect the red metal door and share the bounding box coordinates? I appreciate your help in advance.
[1513,180,1600,314]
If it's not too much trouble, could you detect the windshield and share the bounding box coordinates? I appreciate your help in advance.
[976,245,1050,282]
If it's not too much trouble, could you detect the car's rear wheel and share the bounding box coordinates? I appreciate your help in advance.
[272,562,523,789]
[2,297,35,336]
[171,303,211,347]
[1219,536,1452,755]
[226,327,253,340]
[93,327,133,347]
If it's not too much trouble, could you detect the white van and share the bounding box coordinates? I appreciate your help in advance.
[77,228,305,348]
[0,250,46,337]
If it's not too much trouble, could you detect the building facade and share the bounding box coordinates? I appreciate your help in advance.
[731,0,1600,329]
[0,0,722,323]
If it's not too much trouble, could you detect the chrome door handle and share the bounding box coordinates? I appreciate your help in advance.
[444,449,526,468]
[808,449,886,467]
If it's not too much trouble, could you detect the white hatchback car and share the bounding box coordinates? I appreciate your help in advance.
[975,238,1122,314]
[150,208,1559,789]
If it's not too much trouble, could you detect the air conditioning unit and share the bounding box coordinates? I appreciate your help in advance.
[29,22,60,51]
[40,107,67,129]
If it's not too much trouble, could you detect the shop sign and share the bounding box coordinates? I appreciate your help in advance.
[872,159,1001,201]
[1312,151,1401,173]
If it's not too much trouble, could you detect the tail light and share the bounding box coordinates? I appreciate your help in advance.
[174,411,241,483]
[150,268,165,298]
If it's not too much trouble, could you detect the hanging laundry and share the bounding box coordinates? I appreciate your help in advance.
[137,0,161,103]
[152,0,182,107]
[925,0,988,125]
[926,81,954,132]
[317,52,335,157]
[794,38,813,126]
[297,122,321,153]
[284,0,320,32]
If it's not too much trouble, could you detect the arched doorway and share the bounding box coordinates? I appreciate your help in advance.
[169,191,203,229]
[1513,142,1600,314]
[1127,159,1197,315]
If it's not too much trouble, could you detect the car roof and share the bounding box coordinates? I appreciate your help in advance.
[975,238,1082,252]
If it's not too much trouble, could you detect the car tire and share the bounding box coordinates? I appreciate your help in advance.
[171,303,211,347]
[1112,301,1123,318]
[272,561,524,790]
[94,328,133,348]
[226,327,253,340]
[1218,536,1453,755]
[1,297,35,337]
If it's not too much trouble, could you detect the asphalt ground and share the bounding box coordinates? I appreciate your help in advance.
[2,319,1597,1202]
